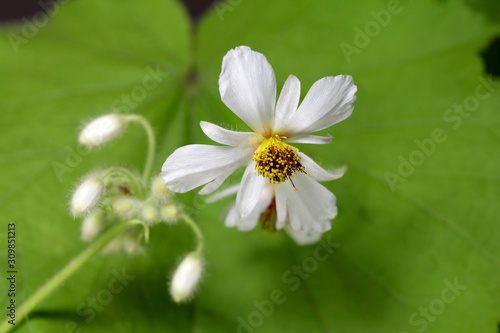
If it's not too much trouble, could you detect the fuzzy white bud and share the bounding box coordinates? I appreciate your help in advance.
[112,197,136,217]
[71,177,104,217]
[160,203,180,222]
[142,205,158,223]
[151,176,172,198]
[81,210,103,241]
[170,253,203,303]
[78,114,126,147]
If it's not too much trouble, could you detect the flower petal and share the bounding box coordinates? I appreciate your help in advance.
[198,169,237,195]
[224,204,243,229]
[275,173,337,232]
[273,75,301,133]
[282,75,357,136]
[285,134,332,145]
[206,184,240,203]
[285,226,323,245]
[200,121,260,146]
[236,161,268,218]
[275,184,288,230]
[219,46,277,133]
[162,145,252,193]
[225,185,273,231]
[299,152,347,181]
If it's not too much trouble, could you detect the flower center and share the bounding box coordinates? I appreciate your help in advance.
[253,135,307,189]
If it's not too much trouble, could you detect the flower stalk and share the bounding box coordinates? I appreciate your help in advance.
[181,212,204,256]
[124,114,157,183]
[0,221,132,333]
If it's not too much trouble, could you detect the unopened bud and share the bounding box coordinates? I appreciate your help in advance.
[151,176,172,198]
[142,205,158,223]
[81,210,104,241]
[170,253,203,303]
[71,177,104,217]
[78,114,126,147]
[112,197,136,217]
[160,203,180,222]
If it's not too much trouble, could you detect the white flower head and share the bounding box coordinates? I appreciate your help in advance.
[70,177,104,217]
[78,113,126,147]
[162,46,356,233]
[170,253,204,303]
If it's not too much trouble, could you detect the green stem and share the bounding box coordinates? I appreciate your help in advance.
[129,219,150,244]
[181,213,204,256]
[124,114,156,183]
[0,222,131,333]
[100,167,146,199]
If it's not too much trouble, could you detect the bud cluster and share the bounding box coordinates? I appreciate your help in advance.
[70,113,204,302]
[71,170,181,254]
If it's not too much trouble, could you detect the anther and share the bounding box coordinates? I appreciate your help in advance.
[253,137,307,188]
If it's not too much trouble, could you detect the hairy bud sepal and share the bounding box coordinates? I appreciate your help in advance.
[70,177,104,217]
[78,114,126,147]
[170,253,204,303]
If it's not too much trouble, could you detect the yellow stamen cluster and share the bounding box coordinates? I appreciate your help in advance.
[253,136,306,187]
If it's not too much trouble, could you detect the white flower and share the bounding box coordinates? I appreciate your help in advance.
[162,46,356,233]
[70,177,104,217]
[78,114,126,147]
[170,253,204,303]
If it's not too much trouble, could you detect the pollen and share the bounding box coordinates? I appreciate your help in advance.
[253,135,306,188]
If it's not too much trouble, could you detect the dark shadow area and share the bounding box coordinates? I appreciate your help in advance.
[481,37,500,78]
[0,0,56,22]
[181,0,217,23]
[0,0,218,23]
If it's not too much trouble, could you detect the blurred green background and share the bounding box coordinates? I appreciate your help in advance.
[1,0,499,332]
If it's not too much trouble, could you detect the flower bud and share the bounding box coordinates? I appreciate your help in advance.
[151,175,172,198]
[160,203,180,223]
[81,210,104,241]
[71,177,104,217]
[112,197,136,218]
[170,253,204,303]
[78,114,126,147]
[141,205,158,223]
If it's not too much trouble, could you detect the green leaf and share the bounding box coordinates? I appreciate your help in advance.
[1,0,499,332]
[196,0,500,332]
[0,0,194,332]
[460,0,500,22]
